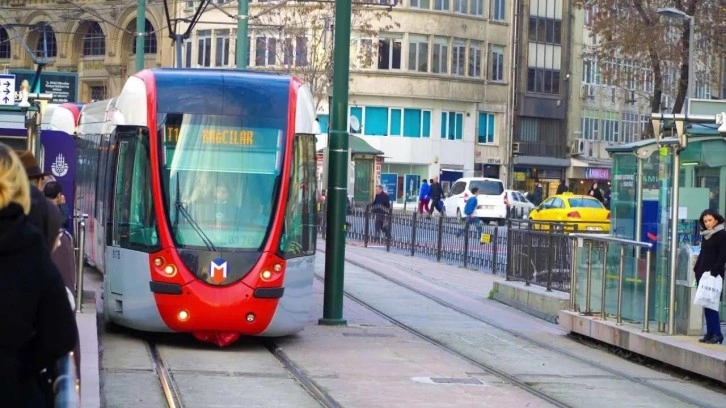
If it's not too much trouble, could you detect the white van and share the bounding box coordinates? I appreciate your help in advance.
[443,177,507,225]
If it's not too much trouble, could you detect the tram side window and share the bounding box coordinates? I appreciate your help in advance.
[279,134,317,258]
[112,128,159,251]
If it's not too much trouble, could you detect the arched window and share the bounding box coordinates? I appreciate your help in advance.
[33,23,57,58]
[82,22,105,56]
[132,19,157,55]
[0,27,10,59]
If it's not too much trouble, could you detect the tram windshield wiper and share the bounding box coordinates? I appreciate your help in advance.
[173,175,217,252]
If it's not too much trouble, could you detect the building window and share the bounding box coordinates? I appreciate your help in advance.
[351,36,373,69]
[390,108,402,136]
[432,37,449,74]
[90,85,106,102]
[453,0,467,14]
[468,42,482,77]
[528,17,562,45]
[408,34,428,72]
[197,30,212,67]
[490,45,504,81]
[581,114,599,140]
[602,115,619,142]
[491,0,505,21]
[378,34,402,70]
[478,112,495,144]
[402,108,431,138]
[255,35,277,66]
[184,40,192,68]
[0,28,9,59]
[433,0,450,11]
[621,112,641,143]
[441,111,463,140]
[132,19,157,55]
[215,29,230,67]
[470,0,484,16]
[295,36,309,66]
[365,106,388,136]
[527,68,560,93]
[83,22,106,57]
[582,59,595,84]
[452,40,466,76]
[350,106,363,134]
[410,0,431,8]
[32,24,57,58]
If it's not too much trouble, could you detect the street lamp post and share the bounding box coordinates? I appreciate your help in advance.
[656,7,696,102]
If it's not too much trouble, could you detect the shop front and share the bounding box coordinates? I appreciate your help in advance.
[568,166,612,196]
[512,166,566,199]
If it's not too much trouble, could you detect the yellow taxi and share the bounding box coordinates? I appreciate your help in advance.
[528,193,610,232]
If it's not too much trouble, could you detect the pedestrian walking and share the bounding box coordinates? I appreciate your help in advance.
[693,209,725,344]
[43,181,72,230]
[16,150,63,250]
[531,181,544,206]
[556,179,568,195]
[371,185,391,239]
[457,187,482,237]
[428,176,444,217]
[0,143,78,407]
[588,182,605,204]
[418,179,431,214]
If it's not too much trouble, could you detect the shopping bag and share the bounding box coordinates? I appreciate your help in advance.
[694,273,723,311]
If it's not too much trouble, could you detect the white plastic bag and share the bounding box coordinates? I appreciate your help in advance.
[694,273,723,311]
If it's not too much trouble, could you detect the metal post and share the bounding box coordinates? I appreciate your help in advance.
[634,158,644,259]
[236,0,249,69]
[643,249,652,332]
[686,16,695,100]
[617,245,625,325]
[492,226,499,275]
[546,230,553,291]
[75,215,87,313]
[525,234,532,286]
[436,214,444,262]
[600,243,609,320]
[505,220,512,280]
[585,241,593,314]
[320,0,351,326]
[570,237,579,310]
[363,205,370,247]
[410,211,417,257]
[174,34,184,68]
[667,146,680,335]
[135,0,146,72]
[385,207,392,252]
[463,219,470,269]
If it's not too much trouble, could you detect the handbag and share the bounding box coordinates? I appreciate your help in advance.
[694,273,723,311]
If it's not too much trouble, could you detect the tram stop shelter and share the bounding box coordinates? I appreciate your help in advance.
[559,100,726,383]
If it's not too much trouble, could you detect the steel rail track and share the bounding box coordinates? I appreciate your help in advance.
[320,249,717,408]
[146,341,184,408]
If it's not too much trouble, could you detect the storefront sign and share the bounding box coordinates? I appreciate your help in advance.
[585,167,610,180]
[10,69,78,103]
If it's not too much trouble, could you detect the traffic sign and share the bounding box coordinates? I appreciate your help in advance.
[0,74,15,106]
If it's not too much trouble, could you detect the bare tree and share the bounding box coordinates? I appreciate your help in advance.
[249,1,398,109]
[577,0,724,118]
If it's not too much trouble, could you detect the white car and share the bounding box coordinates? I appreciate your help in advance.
[443,177,507,225]
[505,190,535,219]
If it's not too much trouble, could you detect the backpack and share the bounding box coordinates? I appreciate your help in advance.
[464,196,478,216]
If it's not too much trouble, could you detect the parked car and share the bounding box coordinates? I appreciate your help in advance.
[443,177,507,225]
[528,192,610,232]
[505,190,535,219]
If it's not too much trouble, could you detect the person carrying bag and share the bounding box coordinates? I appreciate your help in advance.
[692,209,726,344]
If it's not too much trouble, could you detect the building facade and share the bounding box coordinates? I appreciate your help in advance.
[0,1,173,101]
[177,0,515,203]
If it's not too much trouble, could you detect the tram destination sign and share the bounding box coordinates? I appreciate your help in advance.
[10,70,78,103]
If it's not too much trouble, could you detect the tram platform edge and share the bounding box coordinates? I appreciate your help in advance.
[78,268,102,408]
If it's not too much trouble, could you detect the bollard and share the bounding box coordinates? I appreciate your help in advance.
[584,241,593,315]
[643,249,652,332]
[616,245,625,325]
[75,215,87,313]
[600,243,609,320]
[410,211,417,257]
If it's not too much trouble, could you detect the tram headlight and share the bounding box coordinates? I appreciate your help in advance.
[153,257,164,267]
[260,270,273,281]
[273,263,282,272]
[178,310,190,321]
[163,264,177,277]
[246,313,255,322]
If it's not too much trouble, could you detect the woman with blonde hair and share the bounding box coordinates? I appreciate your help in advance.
[0,143,78,407]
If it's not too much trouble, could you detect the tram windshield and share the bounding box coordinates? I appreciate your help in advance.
[158,113,284,250]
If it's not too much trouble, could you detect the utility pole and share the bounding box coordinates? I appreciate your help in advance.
[319,0,351,326]
[136,0,146,72]
[236,0,249,68]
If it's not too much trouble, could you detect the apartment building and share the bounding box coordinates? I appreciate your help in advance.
[177,0,514,202]
[0,1,172,101]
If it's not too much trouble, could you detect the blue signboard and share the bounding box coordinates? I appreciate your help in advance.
[380,173,398,200]
[10,70,78,103]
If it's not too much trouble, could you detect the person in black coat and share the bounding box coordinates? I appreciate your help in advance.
[556,179,568,195]
[693,209,726,344]
[0,145,78,407]
[371,184,391,238]
[588,182,605,204]
[428,177,444,216]
[16,150,63,250]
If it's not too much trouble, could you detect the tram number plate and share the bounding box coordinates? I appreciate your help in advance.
[111,249,121,259]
